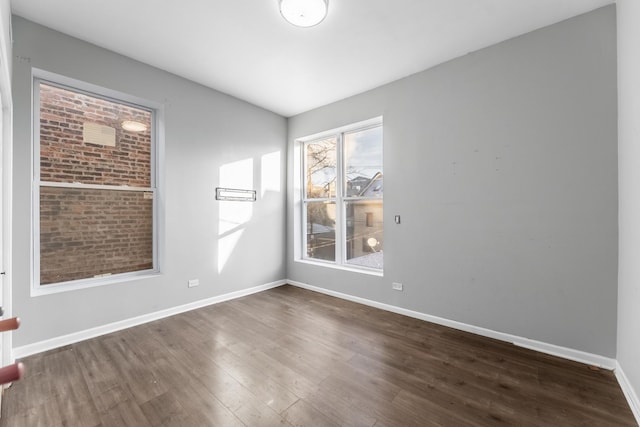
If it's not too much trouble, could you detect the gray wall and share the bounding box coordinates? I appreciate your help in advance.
[0,0,10,81]
[617,0,640,415]
[287,6,618,357]
[12,17,287,347]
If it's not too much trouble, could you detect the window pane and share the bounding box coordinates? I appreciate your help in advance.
[39,82,152,187]
[40,187,153,285]
[305,138,337,198]
[306,201,335,261]
[345,126,383,197]
[345,200,383,269]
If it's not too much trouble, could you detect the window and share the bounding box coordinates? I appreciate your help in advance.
[33,73,159,292]
[301,119,383,271]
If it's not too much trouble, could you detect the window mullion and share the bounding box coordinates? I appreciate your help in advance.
[336,133,345,265]
[39,181,154,192]
[301,143,309,259]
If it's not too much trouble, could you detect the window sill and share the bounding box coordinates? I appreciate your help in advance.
[31,270,161,297]
[295,258,384,277]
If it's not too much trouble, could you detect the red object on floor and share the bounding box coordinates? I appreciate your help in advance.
[0,317,20,332]
[0,363,25,385]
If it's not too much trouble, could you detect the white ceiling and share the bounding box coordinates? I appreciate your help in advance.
[11,0,614,117]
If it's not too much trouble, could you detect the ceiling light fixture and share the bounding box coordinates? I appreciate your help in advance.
[121,120,148,132]
[279,0,328,28]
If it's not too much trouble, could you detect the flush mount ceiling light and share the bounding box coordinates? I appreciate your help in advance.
[279,0,328,28]
[121,120,148,132]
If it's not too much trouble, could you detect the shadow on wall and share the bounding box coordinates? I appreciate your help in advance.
[217,151,281,273]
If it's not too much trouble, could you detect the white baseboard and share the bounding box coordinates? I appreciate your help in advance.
[287,280,617,370]
[615,362,640,425]
[512,337,616,370]
[13,279,286,359]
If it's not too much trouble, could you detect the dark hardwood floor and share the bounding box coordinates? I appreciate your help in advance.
[1,285,636,426]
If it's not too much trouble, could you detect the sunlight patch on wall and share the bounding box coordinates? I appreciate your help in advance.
[218,158,254,273]
[261,151,281,197]
[218,229,245,274]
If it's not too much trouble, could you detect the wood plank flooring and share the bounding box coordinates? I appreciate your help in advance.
[1,285,636,426]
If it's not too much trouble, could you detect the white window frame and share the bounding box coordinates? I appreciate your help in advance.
[31,69,163,296]
[296,117,383,275]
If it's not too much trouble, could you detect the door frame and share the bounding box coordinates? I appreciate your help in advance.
[0,1,13,375]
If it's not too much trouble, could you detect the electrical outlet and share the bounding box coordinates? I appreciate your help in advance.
[392,282,403,291]
[188,279,199,288]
